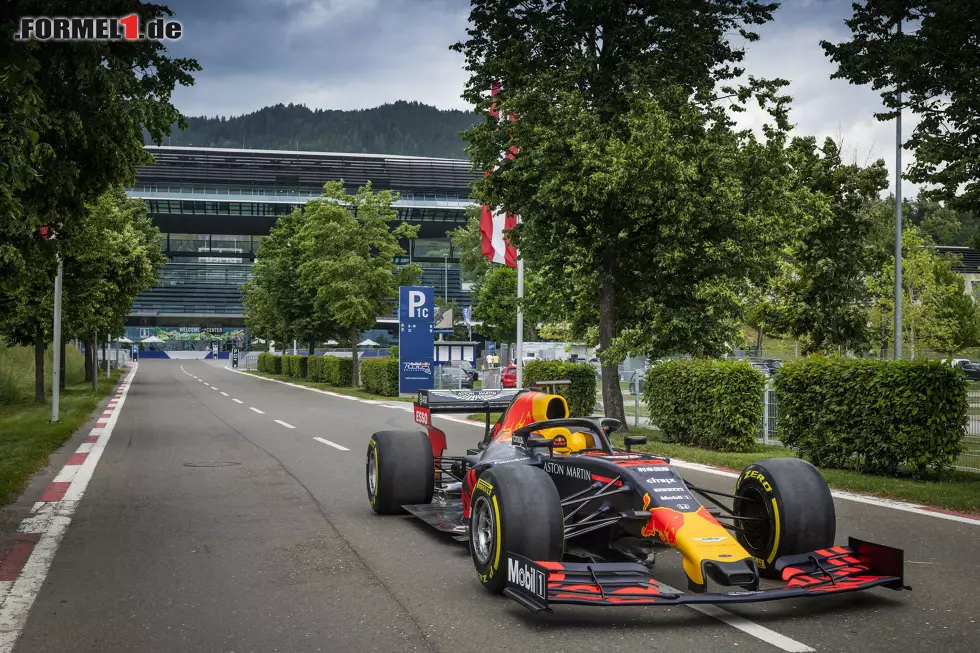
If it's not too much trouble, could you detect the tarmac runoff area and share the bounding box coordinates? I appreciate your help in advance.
[0,359,978,652]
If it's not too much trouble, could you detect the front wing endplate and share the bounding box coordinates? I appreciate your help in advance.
[504,538,908,613]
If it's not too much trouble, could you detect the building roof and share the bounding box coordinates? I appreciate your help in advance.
[936,246,980,272]
[136,146,480,195]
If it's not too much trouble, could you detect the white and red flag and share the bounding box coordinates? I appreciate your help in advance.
[480,207,518,267]
[481,82,519,268]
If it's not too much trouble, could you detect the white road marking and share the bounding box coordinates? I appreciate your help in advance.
[682,600,815,652]
[223,366,980,525]
[249,407,264,414]
[274,420,296,429]
[211,386,219,391]
[232,398,244,404]
[220,391,229,396]
[314,437,350,451]
[0,366,137,653]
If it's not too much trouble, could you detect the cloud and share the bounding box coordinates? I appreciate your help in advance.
[162,0,917,196]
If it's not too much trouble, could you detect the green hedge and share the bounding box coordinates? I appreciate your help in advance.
[775,358,966,475]
[282,355,308,378]
[360,357,399,396]
[257,352,282,374]
[306,355,354,386]
[644,359,765,452]
[523,360,597,417]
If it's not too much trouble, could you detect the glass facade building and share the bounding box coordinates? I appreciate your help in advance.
[125,146,479,347]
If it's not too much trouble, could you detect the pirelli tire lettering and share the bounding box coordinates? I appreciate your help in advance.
[468,465,564,595]
[733,458,836,579]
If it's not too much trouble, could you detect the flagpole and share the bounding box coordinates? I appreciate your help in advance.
[516,248,524,388]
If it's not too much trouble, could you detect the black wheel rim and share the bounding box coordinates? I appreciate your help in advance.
[737,486,773,551]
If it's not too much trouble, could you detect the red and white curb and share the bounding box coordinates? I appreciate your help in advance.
[224,365,980,526]
[0,365,137,652]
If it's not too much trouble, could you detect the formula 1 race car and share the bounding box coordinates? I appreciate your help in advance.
[365,387,909,612]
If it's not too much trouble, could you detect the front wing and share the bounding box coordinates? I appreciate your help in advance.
[504,538,908,612]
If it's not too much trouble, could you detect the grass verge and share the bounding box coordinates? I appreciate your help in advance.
[244,370,414,402]
[462,416,980,514]
[0,369,125,507]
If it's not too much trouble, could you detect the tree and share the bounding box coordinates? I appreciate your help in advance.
[0,1,199,284]
[0,187,165,402]
[867,226,974,357]
[472,265,537,347]
[448,208,492,285]
[244,208,337,353]
[453,0,792,422]
[297,182,421,387]
[768,137,889,353]
[927,266,980,357]
[822,2,980,212]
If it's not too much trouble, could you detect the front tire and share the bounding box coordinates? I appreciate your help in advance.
[733,458,836,577]
[468,465,563,594]
[366,430,434,514]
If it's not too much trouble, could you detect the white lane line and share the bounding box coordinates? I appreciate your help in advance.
[223,366,980,525]
[682,600,815,652]
[274,419,296,429]
[232,398,244,404]
[249,407,264,414]
[211,386,219,391]
[314,437,350,451]
[220,391,229,396]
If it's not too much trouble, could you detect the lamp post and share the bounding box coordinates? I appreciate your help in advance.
[893,17,904,360]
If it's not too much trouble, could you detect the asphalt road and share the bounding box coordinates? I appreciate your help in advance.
[10,360,980,652]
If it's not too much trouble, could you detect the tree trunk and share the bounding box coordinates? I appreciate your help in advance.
[756,326,764,358]
[599,251,626,425]
[34,327,46,404]
[350,326,359,388]
[84,340,93,382]
[90,338,97,392]
[59,338,66,390]
[308,340,316,357]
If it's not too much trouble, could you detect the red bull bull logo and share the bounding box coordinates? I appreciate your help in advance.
[641,494,685,544]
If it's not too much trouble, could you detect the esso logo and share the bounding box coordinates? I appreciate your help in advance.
[414,407,430,426]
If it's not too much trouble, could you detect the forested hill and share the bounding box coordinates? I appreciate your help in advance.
[153,101,480,159]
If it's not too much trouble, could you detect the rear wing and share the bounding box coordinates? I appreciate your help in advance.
[416,388,523,414]
[414,389,524,457]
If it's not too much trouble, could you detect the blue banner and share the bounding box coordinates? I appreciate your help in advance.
[399,286,435,393]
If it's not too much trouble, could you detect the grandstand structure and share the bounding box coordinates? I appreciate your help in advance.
[125,146,479,349]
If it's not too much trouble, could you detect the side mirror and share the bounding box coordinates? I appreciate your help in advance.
[624,436,647,452]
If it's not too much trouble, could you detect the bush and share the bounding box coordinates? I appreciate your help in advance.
[361,357,399,396]
[306,355,354,386]
[775,357,966,475]
[282,355,308,378]
[258,352,283,375]
[523,360,597,417]
[644,359,765,452]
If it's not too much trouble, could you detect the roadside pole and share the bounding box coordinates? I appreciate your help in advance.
[516,254,524,388]
[893,18,904,360]
[51,255,63,423]
[105,336,110,378]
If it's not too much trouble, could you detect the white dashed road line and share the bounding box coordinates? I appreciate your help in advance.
[232,398,243,404]
[220,391,229,396]
[274,420,295,429]
[313,437,349,451]
[249,407,264,414]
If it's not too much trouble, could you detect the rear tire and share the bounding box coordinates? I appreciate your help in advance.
[366,430,434,515]
[468,465,563,594]
[733,458,836,578]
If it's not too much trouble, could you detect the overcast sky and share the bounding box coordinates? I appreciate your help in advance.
[161,0,917,197]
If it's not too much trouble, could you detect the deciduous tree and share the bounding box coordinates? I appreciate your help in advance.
[454,0,792,422]
[823,2,980,212]
[297,182,421,387]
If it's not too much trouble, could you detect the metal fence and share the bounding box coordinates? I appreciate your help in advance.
[962,384,980,473]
